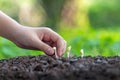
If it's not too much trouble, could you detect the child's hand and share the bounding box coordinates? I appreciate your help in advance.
[0,11,66,56]
[12,26,66,57]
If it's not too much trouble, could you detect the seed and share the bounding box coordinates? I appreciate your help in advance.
[53,47,59,59]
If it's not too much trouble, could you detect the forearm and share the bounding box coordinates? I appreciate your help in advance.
[0,11,21,41]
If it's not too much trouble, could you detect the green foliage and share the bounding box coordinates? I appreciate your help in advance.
[88,0,120,28]
[0,38,43,59]
[59,27,120,57]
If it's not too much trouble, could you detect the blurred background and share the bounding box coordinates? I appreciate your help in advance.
[0,0,120,59]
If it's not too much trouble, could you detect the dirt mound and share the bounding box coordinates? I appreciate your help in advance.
[0,55,120,80]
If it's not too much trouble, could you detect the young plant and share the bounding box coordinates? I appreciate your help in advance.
[53,47,59,59]
[67,46,71,58]
[80,49,84,58]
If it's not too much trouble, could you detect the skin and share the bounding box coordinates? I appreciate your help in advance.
[0,11,66,57]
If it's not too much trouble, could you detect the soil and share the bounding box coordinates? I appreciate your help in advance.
[0,55,120,80]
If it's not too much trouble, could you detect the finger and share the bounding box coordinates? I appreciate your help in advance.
[43,29,66,56]
[56,38,66,57]
[37,41,54,55]
[61,40,67,56]
[49,32,66,57]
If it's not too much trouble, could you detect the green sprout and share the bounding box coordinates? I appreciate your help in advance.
[80,49,84,58]
[67,46,71,58]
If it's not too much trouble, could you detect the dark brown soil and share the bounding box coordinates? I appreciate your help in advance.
[0,55,120,80]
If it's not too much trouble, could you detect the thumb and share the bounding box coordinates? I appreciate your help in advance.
[38,41,54,55]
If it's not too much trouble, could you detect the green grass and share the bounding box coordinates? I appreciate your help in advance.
[59,27,120,57]
[0,38,43,59]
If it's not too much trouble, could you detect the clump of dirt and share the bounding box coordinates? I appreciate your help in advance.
[0,55,120,80]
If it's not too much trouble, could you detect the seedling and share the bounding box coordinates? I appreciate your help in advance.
[53,47,59,59]
[67,46,71,58]
[80,49,84,58]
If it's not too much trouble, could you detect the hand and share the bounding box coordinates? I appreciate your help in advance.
[0,11,66,56]
[12,26,66,57]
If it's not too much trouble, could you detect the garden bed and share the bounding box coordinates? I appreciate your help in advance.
[0,55,120,80]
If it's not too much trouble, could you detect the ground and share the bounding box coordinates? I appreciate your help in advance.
[0,55,120,80]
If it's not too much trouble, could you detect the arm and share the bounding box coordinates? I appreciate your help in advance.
[0,11,21,41]
[0,11,66,56]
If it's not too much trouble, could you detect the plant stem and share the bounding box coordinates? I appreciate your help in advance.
[80,49,84,58]
[67,46,71,58]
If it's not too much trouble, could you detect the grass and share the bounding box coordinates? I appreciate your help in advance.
[0,38,43,59]
[59,27,120,57]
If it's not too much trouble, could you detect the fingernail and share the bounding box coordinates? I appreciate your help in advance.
[47,48,54,55]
